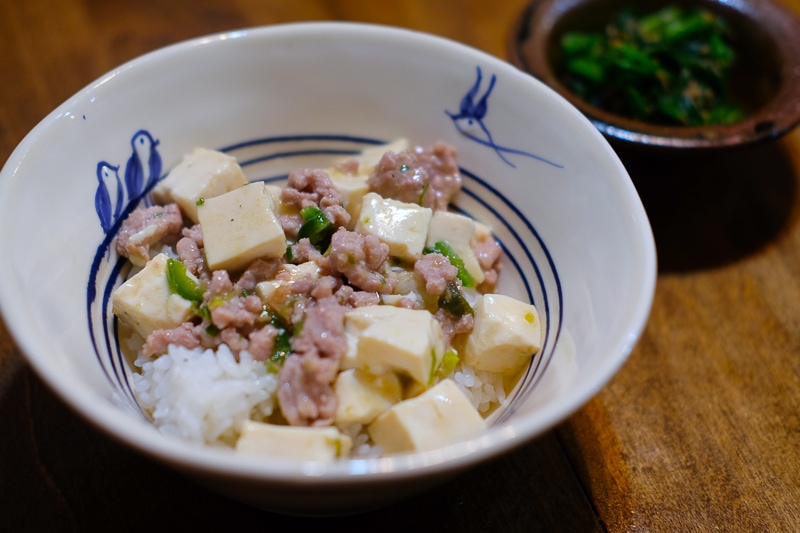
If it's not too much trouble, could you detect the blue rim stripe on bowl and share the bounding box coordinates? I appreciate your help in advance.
[456,167,563,423]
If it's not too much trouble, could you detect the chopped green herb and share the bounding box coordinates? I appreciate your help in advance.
[438,282,474,317]
[424,241,476,288]
[260,312,294,370]
[270,328,292,366]
[196,197,205,206]
[165,258,205,302]
[297,205,334,250]
[558,4,744,127]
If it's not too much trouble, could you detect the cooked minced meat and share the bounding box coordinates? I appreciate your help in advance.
[368,141,462,211]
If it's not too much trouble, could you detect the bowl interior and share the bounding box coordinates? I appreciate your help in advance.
[0,22,656,512]
[510,0,800,150]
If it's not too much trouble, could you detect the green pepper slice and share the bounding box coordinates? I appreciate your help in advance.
[165,258,205,302]
[297,205,334,250]
[424,241,476,288]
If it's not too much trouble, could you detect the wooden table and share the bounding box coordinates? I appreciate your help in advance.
[2,0,800,530]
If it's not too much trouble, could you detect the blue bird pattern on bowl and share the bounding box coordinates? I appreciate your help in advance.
[95,129,162,232]
[446,66,563,169]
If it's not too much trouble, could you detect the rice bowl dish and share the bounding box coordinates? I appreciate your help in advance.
[0,22,656,513]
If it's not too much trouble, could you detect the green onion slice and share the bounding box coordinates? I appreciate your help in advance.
[437,349,460,379]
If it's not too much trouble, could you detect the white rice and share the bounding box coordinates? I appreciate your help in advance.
[337,423,383,458]
[132,344,278,446]
[452,362,506,414]
[131,344,507,453]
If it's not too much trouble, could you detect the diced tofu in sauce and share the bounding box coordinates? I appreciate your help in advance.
[114,140,544,461]
[367,379,487,454]
[198,181,286,272]
[111,253,194,339]
[334,368,402,426]
[152,147,248,223]
[343,305,445,385]
[463,294,542,374]
[236,421,352,461]
[354,192,432,262]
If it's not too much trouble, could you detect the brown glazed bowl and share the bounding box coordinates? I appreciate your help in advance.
[508,0,800,152]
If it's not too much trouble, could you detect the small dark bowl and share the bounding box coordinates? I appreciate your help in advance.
[508,0,800,152]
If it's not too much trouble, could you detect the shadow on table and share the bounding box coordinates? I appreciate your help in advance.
[616,139,798,273]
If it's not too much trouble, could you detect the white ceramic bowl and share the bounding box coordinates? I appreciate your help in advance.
[0,22,656,514]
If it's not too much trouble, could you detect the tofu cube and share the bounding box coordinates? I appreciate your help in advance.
[152,148,248,223]
[334,368,402,426]
[236,421,352,461]
[111,253,194,339]
[197,181,286,273]
[426,210,484,285]
[463,294,542,374]
[326,168,369,226]
[367,379,486,454]
[354,192,432,262]
[341,304,404,370]
[255,261,321,301]
[343,305,444,385]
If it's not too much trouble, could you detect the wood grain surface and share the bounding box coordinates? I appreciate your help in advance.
[2,1,800,531]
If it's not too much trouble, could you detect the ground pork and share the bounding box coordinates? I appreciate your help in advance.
[219,327,249,355]
[346,290,380,308]
[277,296,348,426]
[247,324,280,362]
[279,213,303,240]
[280,168,350,239]
[210,295,262,330]
[176,234,205,278]
[414,253,458,296]
[143,322,200,358]
[233,258,282,293]
[368,142,462,211]
[328,228,396,294]
[116,204,183,266]
[207,270,233,298]
[288,238,334,274]
[435,308,475,349]
[473,234,502,288]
